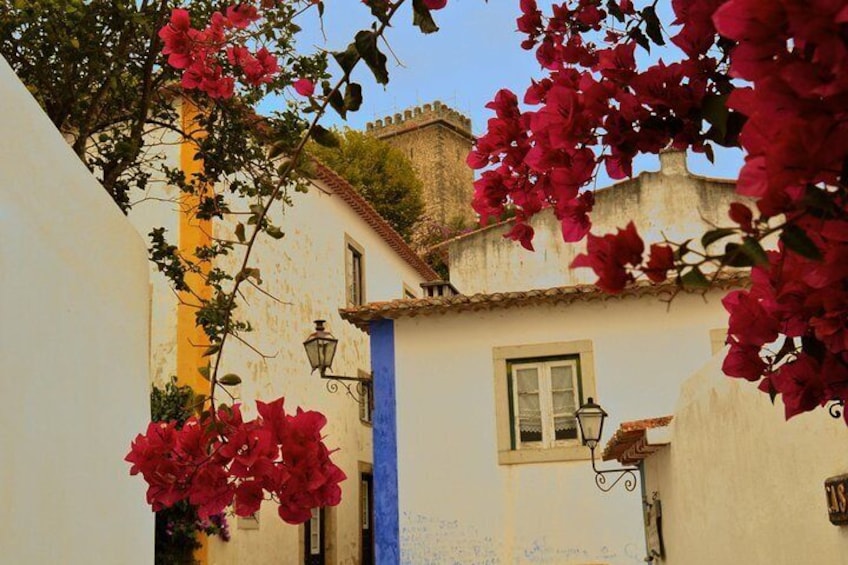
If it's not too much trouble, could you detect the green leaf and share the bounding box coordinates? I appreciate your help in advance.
[328,89,346,119]
[219,374,242,386]
[681,266,709,288]
[641,6,665,46]
[344,82,363,113]
[723,238,768,267]
[332,44,359,75]
[412,0,439,33]
[781,224,823,260]
[606,0,625,22]
[741,237,769,265]
[354,30,389,84]
[703,142,715,164]
[702,94,729,141]
[235,223,246,243]
[367,0,391,23]
[202,344,220,357]
[198,365,211,381]
[723,242,753,267]
[266,225,285,239]
[630,28,651,53]
[312,125,340,148]
[701,227,736,248]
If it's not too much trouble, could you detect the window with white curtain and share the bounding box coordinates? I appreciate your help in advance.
[510,358,581,449]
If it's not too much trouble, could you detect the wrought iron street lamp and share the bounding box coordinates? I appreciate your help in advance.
[576,397,640,493]
[303,320,371,401]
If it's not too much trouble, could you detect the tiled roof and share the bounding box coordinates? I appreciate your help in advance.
[339,271,749,331]
[312,161,440,282]
[602,416,673,465]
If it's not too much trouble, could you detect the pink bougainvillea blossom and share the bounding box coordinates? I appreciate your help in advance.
[293,78,315,97]
[126,397,345,524]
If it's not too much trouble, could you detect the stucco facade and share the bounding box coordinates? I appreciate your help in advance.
[367,101,475,227]
[635,355,848,565]
[346,287,737,564]
[0,56,153,564]
[341,154,750,563]
[129,101,436,564]
[446,151,742,294]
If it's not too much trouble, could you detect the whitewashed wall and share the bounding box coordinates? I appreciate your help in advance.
[391,289,731,564]
[0,57,153,564]
[207,180,429,565]
[449,152,744,294]
[643,355,848,565]
[129,142,428,563]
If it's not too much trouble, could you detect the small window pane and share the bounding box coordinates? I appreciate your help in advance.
[550,365,574,391]
[309,508,321,554]
[515,367,542,443]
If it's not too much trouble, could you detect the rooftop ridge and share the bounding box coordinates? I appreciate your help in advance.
[366,100,472,136]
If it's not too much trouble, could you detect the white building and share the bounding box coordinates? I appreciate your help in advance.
[129,98,438,564]
[341,152,749,564]
[0,57,153,564]
[605,354,848,565]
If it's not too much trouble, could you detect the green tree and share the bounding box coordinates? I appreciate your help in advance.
[309,128,424,241]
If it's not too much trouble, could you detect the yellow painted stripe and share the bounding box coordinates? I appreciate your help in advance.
[177,96,211,564]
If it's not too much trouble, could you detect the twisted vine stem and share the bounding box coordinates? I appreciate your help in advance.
[206,1,409,412]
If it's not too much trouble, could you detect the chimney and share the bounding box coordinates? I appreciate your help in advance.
[420,280,460,298]
[659,149,688,176]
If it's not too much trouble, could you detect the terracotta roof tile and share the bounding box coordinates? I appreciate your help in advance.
[312,161,439,282]
[340,271,749,331]
[602,416,673,465]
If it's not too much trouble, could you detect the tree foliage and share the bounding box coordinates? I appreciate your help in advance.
[309,128,425,241]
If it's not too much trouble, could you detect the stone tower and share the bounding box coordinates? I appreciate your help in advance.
[366,101,475,228]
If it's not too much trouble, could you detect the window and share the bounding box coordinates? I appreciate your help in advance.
[304,508,325,564]
[358,370,373,424]
[510,358,579,448]
[493,340,596,465]
[345,236,365,306]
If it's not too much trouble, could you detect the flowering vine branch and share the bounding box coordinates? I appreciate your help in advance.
[126,0,447,525]
[470,0,847,424]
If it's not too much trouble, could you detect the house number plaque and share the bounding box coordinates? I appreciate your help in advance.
[825,474,848,525]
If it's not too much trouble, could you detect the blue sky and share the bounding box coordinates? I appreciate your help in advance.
[277,1,744,184]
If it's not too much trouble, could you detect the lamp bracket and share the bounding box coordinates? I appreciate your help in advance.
[318,369,372,383]
[589,446,640,493]
[318,368,373,403]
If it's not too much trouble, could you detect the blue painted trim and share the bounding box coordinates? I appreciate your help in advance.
[371,319,399,564]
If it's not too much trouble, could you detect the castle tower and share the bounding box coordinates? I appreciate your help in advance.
[366,101,475,228]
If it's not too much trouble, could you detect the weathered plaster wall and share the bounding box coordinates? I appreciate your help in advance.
[0,56,153,564]
[129,145,427,563]
[449,152,744,294]
[206,181,428,565]
[642,355,848,565]
[391,289,732,564]
[368,102,476,227]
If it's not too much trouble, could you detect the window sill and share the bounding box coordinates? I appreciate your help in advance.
[498,445,591,465]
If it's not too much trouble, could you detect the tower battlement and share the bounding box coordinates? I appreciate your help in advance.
[366,100,472,140]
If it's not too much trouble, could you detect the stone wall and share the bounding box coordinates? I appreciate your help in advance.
[447,151,746,294]
[367,101,475,228]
